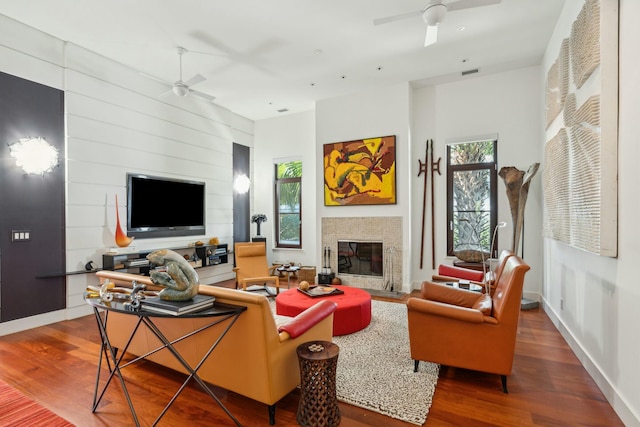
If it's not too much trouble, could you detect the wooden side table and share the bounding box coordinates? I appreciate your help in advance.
[296,340,341,427]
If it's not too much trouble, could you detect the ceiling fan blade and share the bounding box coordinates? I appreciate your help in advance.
[184,74,206,87]
[447,0,501,12]
[159,88,174,98]
[191,90,216,102]
[373,10,422,26]
[424,25,438,47]
[139,72,172,87]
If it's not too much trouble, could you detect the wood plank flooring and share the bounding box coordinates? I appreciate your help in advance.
[0,281,623,426]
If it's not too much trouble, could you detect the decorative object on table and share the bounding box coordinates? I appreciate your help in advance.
[417,139,441,269]
[298,280,310,290]
[124,281,147,311]
[297,285,344,298]
[114,195,134,247]
[146,249,200,301]
[330,277,342,285]
[323,135,396,206]
[209,237,220,245]
[251,214,267,236]
[141,293,215,315]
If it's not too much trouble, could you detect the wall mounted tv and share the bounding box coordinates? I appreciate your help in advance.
[127,173,206,238]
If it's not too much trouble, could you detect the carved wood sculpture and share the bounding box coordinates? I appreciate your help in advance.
[499,163,540,255]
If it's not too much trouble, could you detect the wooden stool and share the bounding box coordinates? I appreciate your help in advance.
[296,341,340,427]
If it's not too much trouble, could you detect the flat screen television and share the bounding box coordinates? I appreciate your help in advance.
[126,173,206,238]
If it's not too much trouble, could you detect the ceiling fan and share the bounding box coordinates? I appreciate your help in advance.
[142,47,215,102]
[374,0,502,47]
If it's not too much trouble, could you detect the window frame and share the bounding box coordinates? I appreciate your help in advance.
[274,160,302,249]
[446,139,498,258]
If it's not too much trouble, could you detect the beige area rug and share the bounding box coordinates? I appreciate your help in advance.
[270,296,439,425]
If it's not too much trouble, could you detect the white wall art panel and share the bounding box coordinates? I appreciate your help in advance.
[542,0,618,257]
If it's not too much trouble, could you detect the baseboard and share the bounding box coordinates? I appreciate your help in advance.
[541,298,639,426]
[0,309,67,337]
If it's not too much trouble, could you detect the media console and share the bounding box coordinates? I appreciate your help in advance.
[102,243,228,276]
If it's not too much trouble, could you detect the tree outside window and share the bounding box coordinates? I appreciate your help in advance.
[275,160,302,248]
[446,140,497,259]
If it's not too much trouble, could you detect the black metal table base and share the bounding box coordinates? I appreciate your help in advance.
[90,304,245,427]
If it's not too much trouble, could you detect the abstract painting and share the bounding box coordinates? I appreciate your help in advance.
[323,135,396,206]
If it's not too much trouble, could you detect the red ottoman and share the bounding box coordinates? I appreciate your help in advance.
[276,285,372,336]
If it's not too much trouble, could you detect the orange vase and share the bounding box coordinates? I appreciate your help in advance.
[115,195,134,247]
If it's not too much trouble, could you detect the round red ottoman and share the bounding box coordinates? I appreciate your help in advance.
[276,285,372,336]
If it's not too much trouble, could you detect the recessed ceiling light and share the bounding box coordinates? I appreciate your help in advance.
[461,58,470,63]
[457,26,465,32]
[377,66,384,71]
[314,49,323,55]
[310,82,316,86]
[341,75,346,79]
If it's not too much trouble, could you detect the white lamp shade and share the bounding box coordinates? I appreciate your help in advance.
[9,137,59,175]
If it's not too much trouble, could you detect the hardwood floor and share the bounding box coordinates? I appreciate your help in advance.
[0,281,623,426]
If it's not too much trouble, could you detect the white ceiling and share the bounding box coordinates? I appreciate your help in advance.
[0,0,565,121]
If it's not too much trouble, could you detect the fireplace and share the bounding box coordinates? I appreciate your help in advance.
[321,217,402,291]
[338,241,383,277]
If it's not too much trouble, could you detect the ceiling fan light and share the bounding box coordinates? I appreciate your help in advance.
[173,84,189,97]
[423,4,447,26]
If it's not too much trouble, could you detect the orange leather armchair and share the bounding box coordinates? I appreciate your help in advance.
[407,255,530,393]
[234,241,281,295]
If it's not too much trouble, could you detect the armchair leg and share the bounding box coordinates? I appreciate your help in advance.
[268,404,276,425]
[414,360,419,373]
[501,375,508,393]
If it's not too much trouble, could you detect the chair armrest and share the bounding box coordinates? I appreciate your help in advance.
[407,298,485,323]
[421,281,482,307]
[437,264,484,282]
[278,300,337,339]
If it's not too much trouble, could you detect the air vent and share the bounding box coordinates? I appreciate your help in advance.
[277,108,289,113]
[461,68,479,76]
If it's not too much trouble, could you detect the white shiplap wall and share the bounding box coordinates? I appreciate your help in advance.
[0,15,252,331]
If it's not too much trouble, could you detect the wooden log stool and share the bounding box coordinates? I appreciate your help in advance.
[296,340,340,427]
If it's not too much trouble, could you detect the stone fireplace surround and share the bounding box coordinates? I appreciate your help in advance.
[321,217,402,291]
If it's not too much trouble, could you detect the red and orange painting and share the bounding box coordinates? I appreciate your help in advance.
[323,135,396,206]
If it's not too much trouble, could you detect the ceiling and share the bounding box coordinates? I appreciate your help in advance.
[0,0,565,121]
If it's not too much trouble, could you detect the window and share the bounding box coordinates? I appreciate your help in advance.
[274,160,302,248]
[446,139,498,258]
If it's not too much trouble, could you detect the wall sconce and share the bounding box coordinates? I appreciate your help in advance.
[9,137,59,175]
[233,173,251,194]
